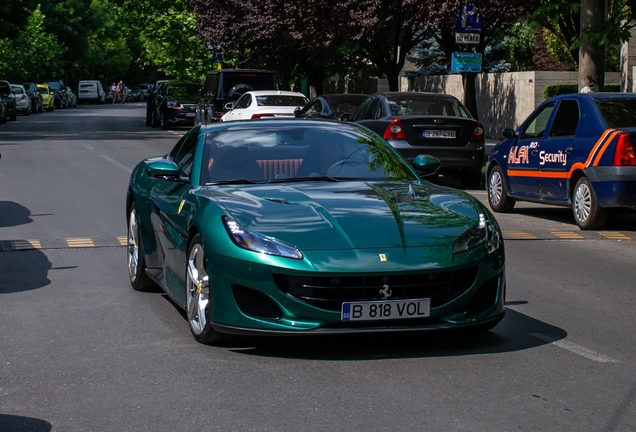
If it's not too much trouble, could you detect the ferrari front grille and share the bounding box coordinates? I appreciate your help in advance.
[272,268,478,311]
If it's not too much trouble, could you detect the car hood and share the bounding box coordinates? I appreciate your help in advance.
[197,181,482,250]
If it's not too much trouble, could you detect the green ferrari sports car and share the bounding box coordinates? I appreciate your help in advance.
[126,119,505,344]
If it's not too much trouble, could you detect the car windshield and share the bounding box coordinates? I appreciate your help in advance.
[79,84,96,88]
[37,87,48,94]
[594,98,636,128]
[166,84,199,98]
[386,95,471,118]
[201,122,419,185]
[255,95,307,107]
[47,82,62,90]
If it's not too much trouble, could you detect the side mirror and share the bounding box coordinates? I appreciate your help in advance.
[339,113,351,122]
[412,154,441,177]
[146,159,183,180]
[502,128,516,139]
[294,107,302,117]
[224,102,234,110]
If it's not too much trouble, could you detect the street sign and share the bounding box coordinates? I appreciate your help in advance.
[451,52,483,73]
[455,33,480,44]
[454,5,483,33]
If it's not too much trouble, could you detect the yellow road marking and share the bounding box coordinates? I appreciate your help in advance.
[66,237,95,248]
[13,240,42,250]
[599,231,632,241]
[117,236,127,246]
[550,231,584,239]
[502,230,537,239]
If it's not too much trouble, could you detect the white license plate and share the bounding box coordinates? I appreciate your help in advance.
[341,299,430,322]
[424,130,456,139]
[185,112,196,117]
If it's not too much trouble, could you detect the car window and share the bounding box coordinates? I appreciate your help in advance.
[595,98,636,128]
[521,102,556,140]
[352,98,371,122]
[306,100,322,115]
[169,130,199,177]
[365,97,381,120]
[255,95,307,106]
[11,86,23,94]
[166,84,199,98]
[234,93,251,109]
[549,100,580,137]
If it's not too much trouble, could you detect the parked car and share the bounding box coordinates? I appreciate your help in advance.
[11,84,32,115]
[0,97,7,123]
[196,69,277,124]
[66,87,78,108]
[0,80,17,121]
[486,92,636,230]
[37,83,55,111]
[346,92,486,188]
[77,80,105,104]
[149,80,201,129]
[135,84,151,101]
[45,79,68,109]
[295,93,367,120]
[18,82,43,113]
[125,119,505,344]
[220,90,308,122]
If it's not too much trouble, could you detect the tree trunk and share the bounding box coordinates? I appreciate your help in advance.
[387,70,400,91]
[579,0,606,91]
[462,72,478,120]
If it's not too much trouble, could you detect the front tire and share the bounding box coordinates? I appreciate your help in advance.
[488,166,515,212]
[186,234,230,345]
[572,177,607,230]
[127,203,155,291]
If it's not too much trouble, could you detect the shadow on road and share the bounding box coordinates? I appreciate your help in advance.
[0,414,52,431]
[0,201,33,228]
[221,308,566,360]
[0,250,51,293]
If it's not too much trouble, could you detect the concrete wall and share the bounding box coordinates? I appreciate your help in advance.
[407,71,622,139]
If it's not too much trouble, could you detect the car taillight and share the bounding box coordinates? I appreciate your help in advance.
[251,113,275,119]
[21,95,27,100]
[214,111,224,118]
[383,119,406,139]
[471,122,485,141]
[613,133,636,166]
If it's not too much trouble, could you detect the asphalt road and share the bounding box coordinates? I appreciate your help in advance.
[1,104,635,431]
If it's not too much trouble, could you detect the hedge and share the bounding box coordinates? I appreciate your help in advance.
[544,83,622,99]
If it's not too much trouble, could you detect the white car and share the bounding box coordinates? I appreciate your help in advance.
[11,84,32,115]
[220,90,308,122]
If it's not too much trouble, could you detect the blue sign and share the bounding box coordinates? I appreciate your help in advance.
[454,5,483,33]
[451,52,483,73]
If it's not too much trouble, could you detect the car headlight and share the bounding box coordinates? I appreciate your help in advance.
[223,216,303,259]
[167,101,179,107]
[453,213,501,254]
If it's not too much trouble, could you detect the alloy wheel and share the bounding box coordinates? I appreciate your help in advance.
[186,243,210,335]
[489,170,503,206]
[574,182,591,223]
[127,208,139,282]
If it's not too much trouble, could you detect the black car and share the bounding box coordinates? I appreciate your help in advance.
[295,93,367,120]
[18,82,44,113]
[149,81,200,129]
[196,69,277,124]
[347,92,486,188]
[0,80,17,121]
[45,79,68,109]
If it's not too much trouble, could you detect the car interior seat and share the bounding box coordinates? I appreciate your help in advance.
[296,131,348,177]
[208,146,263,181]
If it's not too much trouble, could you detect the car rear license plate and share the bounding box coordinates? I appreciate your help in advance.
[185,112,196,117]
[424,130,456,139]
[341,299,430,322]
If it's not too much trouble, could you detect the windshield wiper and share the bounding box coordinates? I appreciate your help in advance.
[206,179,265,185]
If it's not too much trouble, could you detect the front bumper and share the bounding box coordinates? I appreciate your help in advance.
[207,242,506,335]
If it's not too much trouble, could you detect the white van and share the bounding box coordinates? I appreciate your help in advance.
[77,80,105,104]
